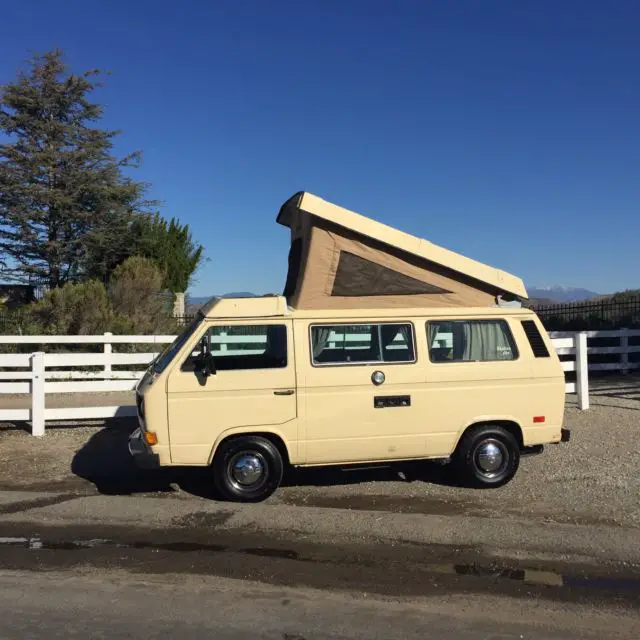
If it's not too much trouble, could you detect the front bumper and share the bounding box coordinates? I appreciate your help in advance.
[128,427,160,469]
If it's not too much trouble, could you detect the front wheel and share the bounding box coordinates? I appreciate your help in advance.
[213,436,284,502]
[453,425,520,488]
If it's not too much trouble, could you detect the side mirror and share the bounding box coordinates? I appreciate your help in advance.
[195,351,216,378]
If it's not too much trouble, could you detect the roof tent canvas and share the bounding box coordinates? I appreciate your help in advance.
[277,192,528,310]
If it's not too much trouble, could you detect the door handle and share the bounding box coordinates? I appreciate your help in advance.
[274,389,295,396]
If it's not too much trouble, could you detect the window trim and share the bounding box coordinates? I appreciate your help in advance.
[309,321,417,368]
[180,322,289,373]
[426,319,520,364]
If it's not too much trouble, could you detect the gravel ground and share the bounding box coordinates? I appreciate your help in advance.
[1,378,638,528]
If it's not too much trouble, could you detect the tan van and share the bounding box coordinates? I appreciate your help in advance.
[129,192,569,501]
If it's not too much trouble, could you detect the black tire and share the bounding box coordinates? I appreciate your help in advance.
[213,436,283,502]
[453,425,520,488]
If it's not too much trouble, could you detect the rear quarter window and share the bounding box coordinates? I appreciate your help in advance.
[521,319,551,358]
[427,319,518,362]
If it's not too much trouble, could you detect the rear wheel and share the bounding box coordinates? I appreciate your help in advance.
[453,425,520,488]
[213,436,283,502]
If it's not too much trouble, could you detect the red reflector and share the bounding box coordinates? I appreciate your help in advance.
[533,416,545,423]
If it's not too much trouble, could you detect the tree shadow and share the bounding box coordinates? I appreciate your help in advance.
[71,421,458,500]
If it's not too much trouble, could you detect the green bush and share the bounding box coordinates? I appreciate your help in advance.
[1,257,179,343]
[28,280,114,335]
[109,256,177,335]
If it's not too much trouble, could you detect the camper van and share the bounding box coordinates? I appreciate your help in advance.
[129,192,569,502]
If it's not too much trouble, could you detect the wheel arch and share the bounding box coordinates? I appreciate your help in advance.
[208,429,292,467]
[453,419,524,454]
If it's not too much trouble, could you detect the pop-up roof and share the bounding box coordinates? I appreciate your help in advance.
[277,192,527,310]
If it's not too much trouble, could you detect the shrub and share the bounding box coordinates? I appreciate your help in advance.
[109,256,178,335]
[28,280,113,335]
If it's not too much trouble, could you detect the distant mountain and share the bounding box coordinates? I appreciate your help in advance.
[527,285,601,303]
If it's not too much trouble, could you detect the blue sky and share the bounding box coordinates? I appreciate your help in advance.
[2,0,639,296]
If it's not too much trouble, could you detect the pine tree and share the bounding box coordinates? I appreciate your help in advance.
[0,50,152,288]
[131,213,204,293]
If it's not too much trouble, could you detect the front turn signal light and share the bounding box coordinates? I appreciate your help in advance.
[143,431,158,446]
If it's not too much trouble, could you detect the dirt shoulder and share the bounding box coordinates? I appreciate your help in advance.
[0,382,639,530]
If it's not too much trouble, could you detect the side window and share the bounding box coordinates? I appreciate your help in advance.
[311,323,415,365]
[427,320,517,362]
[182,324,287,371]
[521,320,550,357]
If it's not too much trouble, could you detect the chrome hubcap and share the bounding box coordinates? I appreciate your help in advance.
[475,440,507,476]
[230,453,265,487]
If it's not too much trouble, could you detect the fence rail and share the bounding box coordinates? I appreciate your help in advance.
[3,328,635,436]
[534,296,640,331]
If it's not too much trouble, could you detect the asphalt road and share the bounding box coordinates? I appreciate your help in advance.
[1,383,640,639]
[0,568,636,640]
[0,490,638,639]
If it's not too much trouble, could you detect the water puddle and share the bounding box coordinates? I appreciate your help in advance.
[428,563,640,591]
[0,536,637,593]
[0,536,298,558]
[0,536,110,550]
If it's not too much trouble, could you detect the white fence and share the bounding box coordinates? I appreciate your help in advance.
[549,329,640,375]
[1,329,636,436]
[0,334,174,436]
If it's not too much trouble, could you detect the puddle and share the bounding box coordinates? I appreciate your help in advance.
[0,536,293,558]
[0,536,637,593]
[243,547,300,560]
[0,537,110,551]
[280,494,481,517]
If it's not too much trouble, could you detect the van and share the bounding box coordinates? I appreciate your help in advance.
[129,193,569,501]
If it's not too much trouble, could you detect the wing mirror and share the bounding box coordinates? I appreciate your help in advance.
[194,341,216,378]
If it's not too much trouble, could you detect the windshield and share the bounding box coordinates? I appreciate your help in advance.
[153,316,204,374]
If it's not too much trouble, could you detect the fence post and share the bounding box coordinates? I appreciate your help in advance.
[620,328,629,375]
[575,332,589,410]
[104,332,112,378]
[30,351,45,436]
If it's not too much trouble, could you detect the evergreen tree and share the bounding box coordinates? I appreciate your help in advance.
[0,49,152,288]
[131,213,204,293]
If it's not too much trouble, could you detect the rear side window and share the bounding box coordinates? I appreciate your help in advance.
[311,323,415,365]
[427,320,517,362]
[521,320,550,358]
[182,324,287,371]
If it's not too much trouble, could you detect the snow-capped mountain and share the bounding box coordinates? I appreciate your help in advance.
[527,285,600,303]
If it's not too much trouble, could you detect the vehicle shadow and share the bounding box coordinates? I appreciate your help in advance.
[71,420,458,500]
[71,419,217,499]
[282,460,458,490]
[70,419,176,495]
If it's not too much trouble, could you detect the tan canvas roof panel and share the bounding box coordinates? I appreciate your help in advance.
[277,192,527,310]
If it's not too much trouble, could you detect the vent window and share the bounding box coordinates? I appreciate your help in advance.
[521,320,550,358]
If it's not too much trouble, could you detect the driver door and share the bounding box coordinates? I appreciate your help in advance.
[167,320,297,464]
